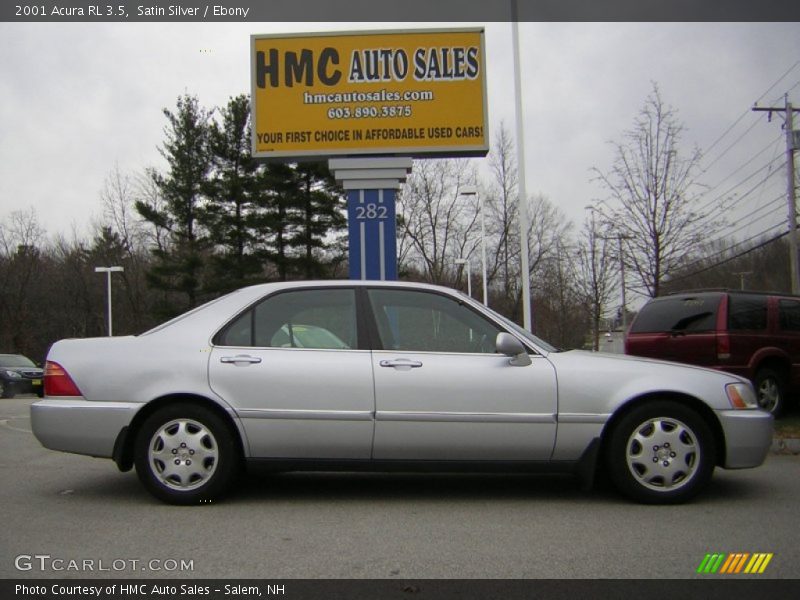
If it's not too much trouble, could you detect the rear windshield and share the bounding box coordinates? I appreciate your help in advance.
[630,295,722,333]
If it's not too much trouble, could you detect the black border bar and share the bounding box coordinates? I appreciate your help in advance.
[4,0,800,22]
[4,579,800,600]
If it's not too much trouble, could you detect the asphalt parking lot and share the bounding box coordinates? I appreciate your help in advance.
[2,395,799,580]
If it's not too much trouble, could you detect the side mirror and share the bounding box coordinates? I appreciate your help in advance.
[496,332,532,367]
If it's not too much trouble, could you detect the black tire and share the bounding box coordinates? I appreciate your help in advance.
[605,401,716,504]
[753,368,786,417]
[0,380,14,399]
[134,403,240,505]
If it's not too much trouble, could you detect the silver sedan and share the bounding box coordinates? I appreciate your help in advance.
[31,281,773,505]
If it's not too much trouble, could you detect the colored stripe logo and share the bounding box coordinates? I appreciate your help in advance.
[697,553,773,574]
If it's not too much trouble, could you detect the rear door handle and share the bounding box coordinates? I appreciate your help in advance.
[220,355,262,365]
[380,359,423,370]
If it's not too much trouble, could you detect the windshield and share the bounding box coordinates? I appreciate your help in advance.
[0,355,36,368]
[452,289,558,352]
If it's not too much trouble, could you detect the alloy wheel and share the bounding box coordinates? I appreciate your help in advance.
[147,418,219,491]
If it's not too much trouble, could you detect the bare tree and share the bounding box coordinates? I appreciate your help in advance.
[396,159,481,286]
[101,164,148,256]
[592,84,719,297]
[0,209,47,354]
[573,212,618,350]
[485,122,518,291]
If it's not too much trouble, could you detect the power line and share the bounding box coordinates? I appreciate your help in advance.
[676,221,787,275]
[700,60,800,161]
[695,133,784,210]
[700,116,765,175]
[698,159,786,225]
[718,195,785,239]
[669,230,789,284]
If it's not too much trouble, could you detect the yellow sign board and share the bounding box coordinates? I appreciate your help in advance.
[250,28,488,159]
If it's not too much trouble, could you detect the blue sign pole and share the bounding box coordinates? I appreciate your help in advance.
[330,158,411,282]
[346,188,398,280]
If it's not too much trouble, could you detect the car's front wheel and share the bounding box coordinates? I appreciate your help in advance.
[134,403,240,505]
[606,401,715,504]
[0,380,14,399]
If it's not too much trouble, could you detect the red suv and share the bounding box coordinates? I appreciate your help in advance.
[625,290,800,416]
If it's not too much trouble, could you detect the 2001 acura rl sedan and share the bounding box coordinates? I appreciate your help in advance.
[31,281,773,505]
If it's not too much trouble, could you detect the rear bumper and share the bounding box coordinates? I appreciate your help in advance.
[717,409,774,469]
[30,398,141,458]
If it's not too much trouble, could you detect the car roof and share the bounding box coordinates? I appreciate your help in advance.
[664,288,800,299]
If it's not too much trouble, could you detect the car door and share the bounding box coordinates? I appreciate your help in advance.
[366,287,557,461]
[208,287,375,459]
[777,298,800,387]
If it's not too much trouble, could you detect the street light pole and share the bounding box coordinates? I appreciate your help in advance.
[455,258,472,298]
[95,266,124,336]
[460,185,488,305]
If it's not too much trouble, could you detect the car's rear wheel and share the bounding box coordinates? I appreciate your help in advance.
[754,368,786,417]
[606,401,715,504]
[134,403,240,505]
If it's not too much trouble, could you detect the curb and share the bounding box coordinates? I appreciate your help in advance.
[771,437,800,455]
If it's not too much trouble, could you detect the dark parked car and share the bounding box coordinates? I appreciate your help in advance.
[0,354,44,398]
[625,290,800,416]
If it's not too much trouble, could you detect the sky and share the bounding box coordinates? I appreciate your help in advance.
[1,21,799,256]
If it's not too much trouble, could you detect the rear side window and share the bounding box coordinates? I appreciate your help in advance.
[630,295,721,333]
[779,299,800,331]
[728,295,768,331]
[216,288,357,349]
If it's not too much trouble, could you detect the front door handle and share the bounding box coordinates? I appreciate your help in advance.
[220,355,262,365]
[380,359,423,370]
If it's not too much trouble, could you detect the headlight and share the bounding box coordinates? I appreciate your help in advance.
[4,370,22,379]
[726,382,757,409]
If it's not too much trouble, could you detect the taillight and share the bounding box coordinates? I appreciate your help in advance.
[717,333,731,360]
[44,361,83,397]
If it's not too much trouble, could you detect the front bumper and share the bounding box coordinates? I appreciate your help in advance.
[31,398,142,458]
[2,377,42,396]
[717,409,774,469]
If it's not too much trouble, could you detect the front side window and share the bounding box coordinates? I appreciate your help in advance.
[217,288,357,350]
[367,288,502,354]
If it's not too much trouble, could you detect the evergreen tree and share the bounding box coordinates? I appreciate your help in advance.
[257,162,298,281]
[136,94,211,315]
[203,94,263,293]
[290,162,346,279]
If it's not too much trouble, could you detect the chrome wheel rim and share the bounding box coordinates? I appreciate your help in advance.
[757,378,780,412]
[626,417,699,492]
[148,418,219,491]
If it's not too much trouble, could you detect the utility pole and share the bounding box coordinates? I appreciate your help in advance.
[753,96,798,294]
[733,271,753,290]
